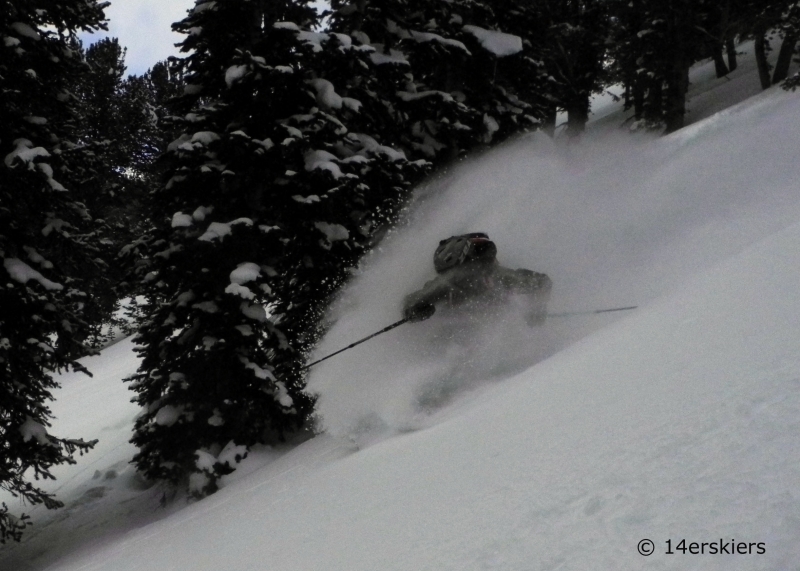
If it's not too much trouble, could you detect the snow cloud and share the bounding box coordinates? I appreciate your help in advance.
[306,89,800,442]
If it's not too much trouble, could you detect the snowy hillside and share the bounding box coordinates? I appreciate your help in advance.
[2,47,800,571]
[308,80,800,442]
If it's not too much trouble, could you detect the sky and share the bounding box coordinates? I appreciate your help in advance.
[82,0,329,76]
[81,0,194,75]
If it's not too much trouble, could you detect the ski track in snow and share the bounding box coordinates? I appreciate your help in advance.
[2,46,800,571]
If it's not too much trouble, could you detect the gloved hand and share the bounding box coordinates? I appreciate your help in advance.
[404,303,436,323]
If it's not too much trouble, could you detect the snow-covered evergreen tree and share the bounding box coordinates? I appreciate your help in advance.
[511,0,610,136]
[127,0,424,496]
[608,0,717,132]
[115,60,185,314]
[137,60,185,169]
[328,0,543,161]
[0,0,107,542]
[62,38,161,344]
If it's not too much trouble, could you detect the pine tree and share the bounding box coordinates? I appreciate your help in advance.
[59,37,160,346]
[0,0,107,542]
[608,0,648,121]
[116,60,185,317]
[127,0,424,496]
[527,0,611,136]
[327,0,477,162]
[328,0,544,161]
[609,0,713,132]
[138,60,185,168]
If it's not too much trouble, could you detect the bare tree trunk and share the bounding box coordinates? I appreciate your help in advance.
[773,33,798,84]
[632,77,645,119]
[710,0,730,77]
[663,10,689,134]
[726,36,738,71]
[664,57,689,133]
[685,65,690,94]
[711,42,729,77]
[664,83,686,132]
[541,104,558,137]
[623,75,644,119]
[754,30,773,89]
[715,0,732,77]
[566,98,589,137]
[644,79,662,124]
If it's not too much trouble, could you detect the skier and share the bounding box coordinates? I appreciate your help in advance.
[402,233,552,325]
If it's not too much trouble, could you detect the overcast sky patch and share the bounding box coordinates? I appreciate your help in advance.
[81,1,331,76]
[81,0,194,76]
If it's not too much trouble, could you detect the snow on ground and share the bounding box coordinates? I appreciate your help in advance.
[2,46,800,571]
[308,83,800,443]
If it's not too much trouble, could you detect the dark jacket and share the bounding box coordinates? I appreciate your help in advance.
[403,260,552,323]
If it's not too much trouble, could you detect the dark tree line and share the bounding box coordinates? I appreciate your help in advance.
[609,0,800,132]
[2,0,798,542]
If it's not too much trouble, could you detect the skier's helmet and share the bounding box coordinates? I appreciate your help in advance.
[433,233,497,273]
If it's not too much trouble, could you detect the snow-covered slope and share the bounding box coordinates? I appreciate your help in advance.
[3,50,800,571]
[307,84,800,442]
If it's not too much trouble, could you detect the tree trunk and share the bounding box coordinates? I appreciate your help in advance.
[628,0,644,118]
[714,0,732,77]
[684,65,690,94]
[664,13,689,133]
[565,98,589,137]
[630,73,645,119]
[643,79,662,124]
[633,84,644,119]
[541,104,557,137]
[664,59,689,133]
[726,36,738,71]
[353,0,368,32]
[711,42,729,77]
[772,33,798,84]
[754,31,773,89]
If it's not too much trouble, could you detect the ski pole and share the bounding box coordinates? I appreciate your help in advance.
[303,317,410,370]
[546,305,638,319]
